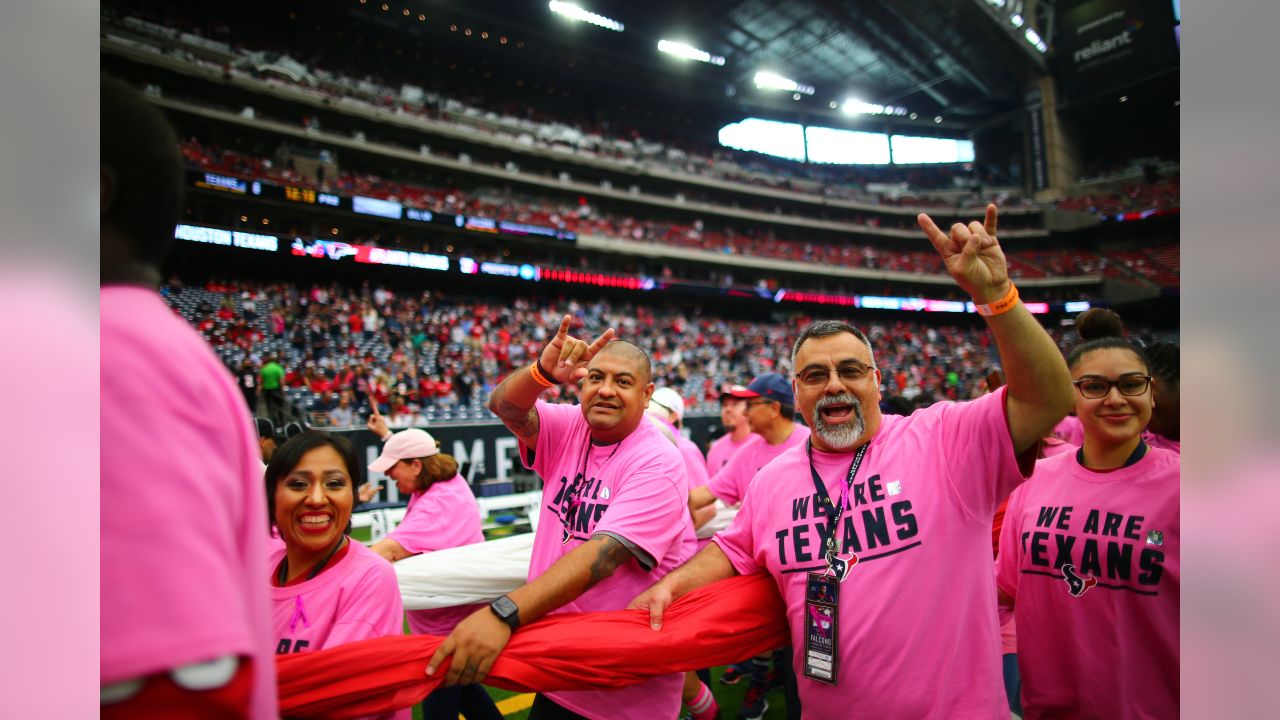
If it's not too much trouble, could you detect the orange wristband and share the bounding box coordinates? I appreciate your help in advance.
[974,283,1019,317]
[528,361,556,388]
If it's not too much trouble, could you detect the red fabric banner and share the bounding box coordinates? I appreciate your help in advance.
[277,572,788,718]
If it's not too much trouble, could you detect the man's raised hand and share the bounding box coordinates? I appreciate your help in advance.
[917,203,1011,304]
[538,315,615,384]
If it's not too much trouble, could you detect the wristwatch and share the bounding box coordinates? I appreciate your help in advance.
[490,595,521,631]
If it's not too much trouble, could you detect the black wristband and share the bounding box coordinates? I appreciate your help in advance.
[534,358,564,385]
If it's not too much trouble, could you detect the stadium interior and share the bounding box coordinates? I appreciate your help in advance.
[101,0,1179,716]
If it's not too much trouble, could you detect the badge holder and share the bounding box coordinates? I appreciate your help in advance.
[803,568,841,685]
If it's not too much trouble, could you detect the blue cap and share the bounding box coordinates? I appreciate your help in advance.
[730,372,793,406]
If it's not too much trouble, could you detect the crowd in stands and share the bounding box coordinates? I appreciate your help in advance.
[105,6,1028,211]
[181,138,1179,287]
[1054,177,1180,217]
[166,278,1116,429]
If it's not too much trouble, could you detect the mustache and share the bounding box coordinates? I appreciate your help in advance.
[816,393,861,413]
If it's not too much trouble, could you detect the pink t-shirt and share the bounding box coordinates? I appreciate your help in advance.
[714,388,1025,720]
[522,401,695,720]
[1052,415,1084,446]
[269,540,404,652]
[706,424,811,506]
[101,286,276,719]
[706,431,751,474]
[387,475,488,635]
[677,435,711,489]
[270,541,408,719]
[1142,431,1180,454]
[995,447,1179,719]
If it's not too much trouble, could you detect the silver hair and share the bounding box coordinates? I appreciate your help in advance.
[791,320,876,368]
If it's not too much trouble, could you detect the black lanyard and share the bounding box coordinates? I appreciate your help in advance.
[562,439,621,544]
[806,440,869,573]
[277,535,347,586]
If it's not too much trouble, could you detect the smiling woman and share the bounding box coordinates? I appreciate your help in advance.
[264,431,410,719]
[994,312,1180,719]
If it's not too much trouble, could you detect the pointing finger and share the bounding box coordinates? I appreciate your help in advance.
[554,315,572,340]
[984,203,999,237]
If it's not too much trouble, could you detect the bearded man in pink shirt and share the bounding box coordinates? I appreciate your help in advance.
[631,205,1075,720]
[428,316,695,720]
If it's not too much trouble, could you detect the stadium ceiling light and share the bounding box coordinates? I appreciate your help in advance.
[1024,28,1047,53]
[842,98,909,116]
[548,1,624,32]
[657,40,725,65]
[753,71,814,96]
[1010,13,1025,28]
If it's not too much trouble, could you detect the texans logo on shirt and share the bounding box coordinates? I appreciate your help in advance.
[827,553,858,582]
[1062,564,1098,597]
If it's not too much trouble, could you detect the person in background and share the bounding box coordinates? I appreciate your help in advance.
[706,385,752,474]
[689,374,810,516]
[1142,341,1180,453]
[261,353,287,426]
[368,429,503,720]
[643,388,718,720]
[101,74,276,718]
[238,358,259,414]
[265,431,407,720]
[687,374,810,718]
[256,417,281,466]
[996,312,1179,719]
[647,387,710,489]
[329,391,356,428]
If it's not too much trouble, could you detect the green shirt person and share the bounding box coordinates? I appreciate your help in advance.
[260,360,284,391]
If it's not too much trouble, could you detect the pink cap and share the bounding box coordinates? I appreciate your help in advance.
[368,428,439,473]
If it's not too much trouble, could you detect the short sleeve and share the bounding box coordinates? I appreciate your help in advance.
[929,387,1027,520]
[388,494,459,554]
[522,401,582,473]
[712,489,764,576]
[681,442,710,489]
[706,449,749,506]
[591,448,688,568]
[994,484,1028,600]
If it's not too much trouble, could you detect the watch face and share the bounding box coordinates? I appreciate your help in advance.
[493,596,517,619]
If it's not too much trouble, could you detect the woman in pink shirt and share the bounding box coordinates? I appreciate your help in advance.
[996,315,1179,719]
[368,429,503,720]
[265,431,408,719]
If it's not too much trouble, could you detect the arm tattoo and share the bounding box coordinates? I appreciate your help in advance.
[495,399,539,440]
[585,536,632,590]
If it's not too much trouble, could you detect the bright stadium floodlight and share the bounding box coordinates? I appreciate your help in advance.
[1025,28,1047,53]
[1009,13,1025,28]
[842,98,883,115]
[842,98,909,116]
[548,1,624,32]
[658,40,725,65]
[754,71,814,95]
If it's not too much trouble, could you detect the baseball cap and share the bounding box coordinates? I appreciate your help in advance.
[648,387,685,423]
[729,373,794,406]
[368,428,439,473]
